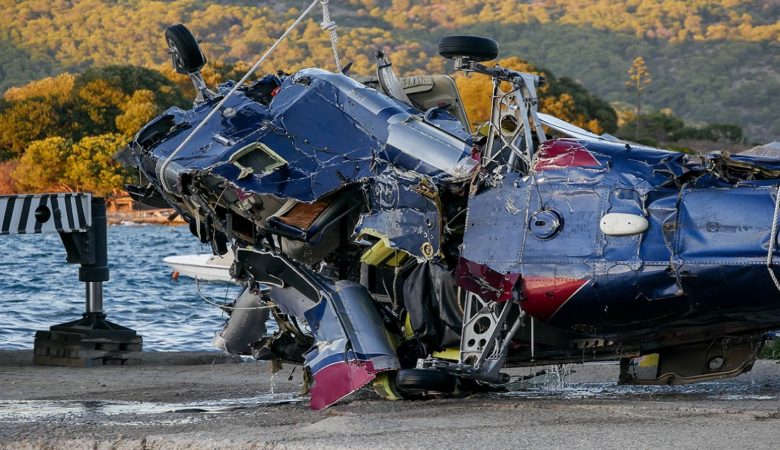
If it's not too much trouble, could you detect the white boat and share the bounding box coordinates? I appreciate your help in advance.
[163,251,234,283]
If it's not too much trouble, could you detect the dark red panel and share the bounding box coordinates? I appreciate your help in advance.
[456,257,521,303]
[533,139,599,171]
[521,276,589,322]
[309,360,376,410]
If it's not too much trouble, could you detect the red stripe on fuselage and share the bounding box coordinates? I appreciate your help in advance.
[521,277,589,322]
[309,360,376,410]
[533,140,599,171]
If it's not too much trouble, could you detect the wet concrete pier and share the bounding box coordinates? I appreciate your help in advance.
[2,350,780,449]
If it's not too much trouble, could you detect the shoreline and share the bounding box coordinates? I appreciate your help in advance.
[107,210,186,226]
[2,350,780,448]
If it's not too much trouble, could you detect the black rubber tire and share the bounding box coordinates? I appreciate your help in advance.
[438,36,499,62]
[165,24,206,74]
[395,369,457,395]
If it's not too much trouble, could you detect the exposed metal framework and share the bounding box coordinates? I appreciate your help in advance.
[452,57,547,171]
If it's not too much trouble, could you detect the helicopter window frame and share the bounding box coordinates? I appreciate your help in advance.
[229,142,288,177]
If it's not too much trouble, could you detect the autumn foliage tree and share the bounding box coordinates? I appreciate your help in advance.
[66,134,129,195]
[0,65,188,195]
[0,66,186,156]
[0,0,775,140]
[0,160,19,194]
[11,134,129,196]
[12,137,73,192]
[2,0,759,196]
[455,56,617,134]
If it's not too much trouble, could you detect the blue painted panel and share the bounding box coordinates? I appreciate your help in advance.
[676,188,775,261]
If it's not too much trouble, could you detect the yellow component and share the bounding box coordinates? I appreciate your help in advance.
[431,348,460,361]
[361,241,406,267]
[477,122,491,137]
[638,353,660,367]
[358,228,408,267]
[402,310,459,361]
[420,242,435,259]
[373,371,402,401]
[403,312,414,339]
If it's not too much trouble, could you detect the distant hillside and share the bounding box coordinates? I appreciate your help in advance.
[1,0,778,140]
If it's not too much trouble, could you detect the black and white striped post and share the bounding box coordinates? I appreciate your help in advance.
[1,192,92,235]
[0,193,142,367]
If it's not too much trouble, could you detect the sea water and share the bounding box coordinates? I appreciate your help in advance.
[0,224,245,351]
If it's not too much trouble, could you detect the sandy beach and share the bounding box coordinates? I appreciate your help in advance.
[2,350,780,449]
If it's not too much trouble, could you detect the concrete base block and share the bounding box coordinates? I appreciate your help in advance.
[33,330,143,367]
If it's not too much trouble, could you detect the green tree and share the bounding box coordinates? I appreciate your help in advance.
[616,110,744,150]
[0,73,76,158]
[0,66,187,160]
[672,123,744,144]
[545,76,618,133]
[626,56,653,139]
[12,137,73,192]
[3,73,75,102]
[0,99,66,158]
[116,89,159,137]
[66,133,129,196]
[70,66,187,139]
[73,66,185,108]
[11,133,129,196]
[617,110,683,146]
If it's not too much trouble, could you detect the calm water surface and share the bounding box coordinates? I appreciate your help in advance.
[0,224,244,351]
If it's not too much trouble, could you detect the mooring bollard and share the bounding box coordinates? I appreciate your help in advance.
[0,193,143,367]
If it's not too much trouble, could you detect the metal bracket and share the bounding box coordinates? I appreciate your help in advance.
[453,59,547,172]
[418,293,523,385]
[460,292,513,366]
[188,71,216,104]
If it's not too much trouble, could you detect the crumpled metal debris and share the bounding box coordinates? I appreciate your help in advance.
[127,48,780,408]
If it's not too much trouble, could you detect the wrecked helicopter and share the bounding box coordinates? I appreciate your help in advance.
[123,20,780,410]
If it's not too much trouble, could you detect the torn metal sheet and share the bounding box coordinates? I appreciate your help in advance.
[124,27,780,405]
[460,139,780,340]
[355,169,443,261]
[233,248,398,409]
[134,69,477,208]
